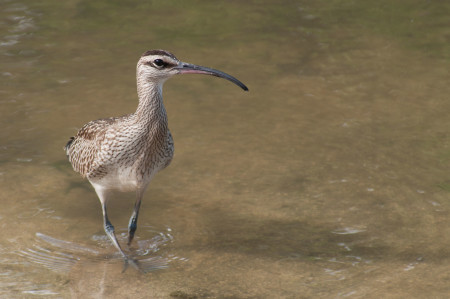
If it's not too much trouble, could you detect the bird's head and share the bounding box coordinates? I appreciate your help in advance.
[137,49,248,91]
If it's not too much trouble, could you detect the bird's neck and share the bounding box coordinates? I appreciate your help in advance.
[134,79,168,126]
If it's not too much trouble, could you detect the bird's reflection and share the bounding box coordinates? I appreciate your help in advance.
[18,226,178,274]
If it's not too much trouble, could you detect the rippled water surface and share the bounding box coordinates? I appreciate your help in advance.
[1,0,450,298]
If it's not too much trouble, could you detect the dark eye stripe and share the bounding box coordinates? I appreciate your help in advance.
[145,59,177,68]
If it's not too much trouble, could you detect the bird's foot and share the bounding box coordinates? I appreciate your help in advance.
[121,256,142,273]
[127,232,135,247]
[122,255,167,274]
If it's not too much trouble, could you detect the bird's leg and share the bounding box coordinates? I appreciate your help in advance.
[127,189,144,246]
[101,202,141,272]
[101,202,128,259]
[93,185,140,272]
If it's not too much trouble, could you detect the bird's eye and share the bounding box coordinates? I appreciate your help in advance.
[153,59,165,67]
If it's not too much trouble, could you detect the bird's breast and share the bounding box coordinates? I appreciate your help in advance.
[88,124,174,190]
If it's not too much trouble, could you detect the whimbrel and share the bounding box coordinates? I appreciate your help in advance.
[65,49,248,271]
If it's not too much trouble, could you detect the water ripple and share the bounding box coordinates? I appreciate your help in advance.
[17,228,184,274]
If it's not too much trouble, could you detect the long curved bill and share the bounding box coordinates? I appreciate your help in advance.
[175,62,249,91]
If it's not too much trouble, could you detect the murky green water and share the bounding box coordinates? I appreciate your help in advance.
[1,0,450,298]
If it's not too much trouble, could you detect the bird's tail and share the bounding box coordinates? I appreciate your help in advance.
[64,137,75,157]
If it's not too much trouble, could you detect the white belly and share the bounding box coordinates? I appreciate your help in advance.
[89,165,157,192]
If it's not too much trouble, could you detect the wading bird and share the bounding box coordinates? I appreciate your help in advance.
[65,50,248,271]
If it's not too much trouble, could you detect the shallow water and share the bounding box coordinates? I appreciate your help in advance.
[1,0,450,298]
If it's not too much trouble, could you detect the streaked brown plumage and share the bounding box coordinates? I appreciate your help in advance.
[65,49,248,272]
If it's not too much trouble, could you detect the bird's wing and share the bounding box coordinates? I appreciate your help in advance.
[65,117,119,178]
